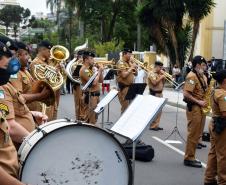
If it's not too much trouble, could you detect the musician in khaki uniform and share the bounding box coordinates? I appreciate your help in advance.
[204,70,226,185]
[183,56,207,168]
[0,41,19,178]
[116,48,137,113]
[79,51,103,124]
[30,41,57,121]
[0,43,47,150]
[148,61,165,131]
[10,42,50,111]
[0,41,34,185]
[72,50,85,120]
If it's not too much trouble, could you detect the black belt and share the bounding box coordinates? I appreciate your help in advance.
[84,91,100,97]
[149,89,162,95]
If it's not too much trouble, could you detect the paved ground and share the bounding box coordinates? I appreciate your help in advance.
[57,88,210,185]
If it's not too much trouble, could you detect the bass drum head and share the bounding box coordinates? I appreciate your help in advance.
[20,123,132,185]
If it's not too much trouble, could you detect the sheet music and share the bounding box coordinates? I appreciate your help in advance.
[82,71,98,91]
[110,95,166,141]
[94,89,118,113]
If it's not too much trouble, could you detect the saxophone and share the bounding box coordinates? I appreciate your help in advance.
[202,74,215,115]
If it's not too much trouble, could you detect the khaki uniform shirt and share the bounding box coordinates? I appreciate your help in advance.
[9,69,37,111]
[148,70,164,91]
[80,65,100,92]
[0,83,35,133]
[116,59,136,86]
[0,101,19,178]
[211,89,226,117]
[184,71,207,100]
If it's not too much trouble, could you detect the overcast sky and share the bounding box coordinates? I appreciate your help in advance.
[17,0,49,15]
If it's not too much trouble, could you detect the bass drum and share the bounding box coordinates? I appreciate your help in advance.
[18,119,132,185]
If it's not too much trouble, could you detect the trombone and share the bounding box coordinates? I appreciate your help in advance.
[161,71,179,87]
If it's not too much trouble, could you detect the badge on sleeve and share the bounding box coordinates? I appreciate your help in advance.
[10,73,18,79]
[0,90,5,99]
[0,103,9,115]
[224,97,226,101]
[188,79,195,85]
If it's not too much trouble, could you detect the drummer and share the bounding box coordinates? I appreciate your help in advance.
[0,41,28,184]
[0,39,48,149]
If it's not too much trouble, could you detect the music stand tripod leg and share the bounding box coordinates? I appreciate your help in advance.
[165,87,185,142]
[132,140,137,185]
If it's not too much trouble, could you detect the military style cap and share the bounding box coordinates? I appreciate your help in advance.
[83,50,95,57]
[38,40,53,49]
[122,48,132,53]
[0,36,18,51]
[77,50,85,56]
[192,55,206,67]
[212,69,226,83]
[0,41,12,58]
[155,61,163,66]
[16,41,29,52]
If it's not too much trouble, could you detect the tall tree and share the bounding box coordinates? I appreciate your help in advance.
[184,0,215,60]
[0,5,30,37]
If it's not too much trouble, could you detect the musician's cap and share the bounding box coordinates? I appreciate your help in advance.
[155,61,163,66]
[77,50,84,56]
[0,36,18,51]
[212,69,226,84]
[0,41,12,58]
[16,41,29,52]
[192,55,206,67]
[83,50,95,58]
[122,48,132,53]
[38,40,53,49]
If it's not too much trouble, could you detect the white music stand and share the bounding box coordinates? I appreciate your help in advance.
[110,95,166,185]
[94,89,118,128]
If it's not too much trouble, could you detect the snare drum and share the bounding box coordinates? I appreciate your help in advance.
[18,119,132,185]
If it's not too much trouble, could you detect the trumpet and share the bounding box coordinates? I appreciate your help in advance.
[94,59,116,68]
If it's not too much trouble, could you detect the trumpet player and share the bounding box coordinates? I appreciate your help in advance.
[79,51,104,124]
[116,48,137,113]
[148,61,165,131]
[183,56,207,168]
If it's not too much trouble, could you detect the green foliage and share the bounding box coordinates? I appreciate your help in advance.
[138,0,215,67]
[0,5,30,36]
[94,40,124,57]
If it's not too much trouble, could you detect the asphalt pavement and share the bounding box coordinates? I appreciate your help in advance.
[57,88,210,185]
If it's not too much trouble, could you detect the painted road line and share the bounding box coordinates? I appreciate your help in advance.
[152,136,207,168]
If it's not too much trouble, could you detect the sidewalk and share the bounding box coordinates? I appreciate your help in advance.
[143,87,186,109]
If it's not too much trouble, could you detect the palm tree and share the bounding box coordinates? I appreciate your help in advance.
[184,0,215,60]
[138,0,186,67]
[46,0,58,13]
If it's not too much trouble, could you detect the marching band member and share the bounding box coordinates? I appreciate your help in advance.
[30,40,56,120]
[204,69,226,185]
[0,40,47,149]
[148,61,165,131]
[0,41,33,185]
[72,50,86,120]
[9,42,50,111]
[79,51,104,124]
[183,56,207,168]
[116,48,137,113]
[0,41,20,178]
